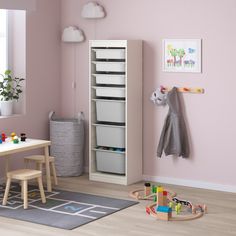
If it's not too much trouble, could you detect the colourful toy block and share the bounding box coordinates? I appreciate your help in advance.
[144,182,151,197]
[156,211,172,221]
[152,185,157,193]
[156,206,172,213]
[163,191,167,205]
[157,186,164,192]
[157,191,164,206]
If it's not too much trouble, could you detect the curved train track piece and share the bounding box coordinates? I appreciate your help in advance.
[146,202,204,221]
[129,188,177,200]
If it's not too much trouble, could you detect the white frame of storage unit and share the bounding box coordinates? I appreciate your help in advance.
[89,40,142,185]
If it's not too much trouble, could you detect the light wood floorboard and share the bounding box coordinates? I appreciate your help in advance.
[0,174,236,236]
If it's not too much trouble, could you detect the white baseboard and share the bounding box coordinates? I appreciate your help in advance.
[143,175,236,193]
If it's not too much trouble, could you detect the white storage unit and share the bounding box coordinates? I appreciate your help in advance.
[89,40,142,185]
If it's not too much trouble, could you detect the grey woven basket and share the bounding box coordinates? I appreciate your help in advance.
[49,111,85,176]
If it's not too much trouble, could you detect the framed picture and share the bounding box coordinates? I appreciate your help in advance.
[163,39,202,73]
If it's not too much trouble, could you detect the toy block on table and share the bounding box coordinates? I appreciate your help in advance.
[13,136,19,144]
[1,133,6,142]
[11,132,16,141]
[20,133,27,142]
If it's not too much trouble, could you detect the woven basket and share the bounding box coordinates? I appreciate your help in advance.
[49,111,84,176]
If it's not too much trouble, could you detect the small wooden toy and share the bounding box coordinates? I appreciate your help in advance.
[11,132,16,141]
[156,206,172,221]
[169,201,174,209]
[20,133,27,142]
[144,182,151,197]
[175,203,182,215]
[13,136,19,144]
[1,133,6,142]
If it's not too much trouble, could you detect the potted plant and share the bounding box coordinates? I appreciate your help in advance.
[0,69,24,116]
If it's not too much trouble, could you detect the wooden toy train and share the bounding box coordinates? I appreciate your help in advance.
[130,183,207,221]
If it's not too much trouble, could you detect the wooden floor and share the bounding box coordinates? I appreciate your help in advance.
[0,174,236,236]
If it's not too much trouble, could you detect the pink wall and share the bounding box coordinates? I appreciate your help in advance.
[0,0,61,173]
[61,0,236,188]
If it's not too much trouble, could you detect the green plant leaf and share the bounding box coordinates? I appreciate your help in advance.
[4,70,11,75]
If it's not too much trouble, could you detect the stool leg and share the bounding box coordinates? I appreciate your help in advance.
[23,180,28,209]
[24,159,29,168]
[36,163,43,171]
[2,177,11,206]
[5,158,10,181]
[37,177,46,203]
[51,162,58,185]
[21,181,24,199]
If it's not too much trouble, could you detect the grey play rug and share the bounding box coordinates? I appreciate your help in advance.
[0,183,138,230]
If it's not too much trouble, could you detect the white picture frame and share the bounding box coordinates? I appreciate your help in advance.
[162,39,202,73]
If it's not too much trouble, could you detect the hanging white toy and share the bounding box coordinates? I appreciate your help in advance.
[150,86,167,105]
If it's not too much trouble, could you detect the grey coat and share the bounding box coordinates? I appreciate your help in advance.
[157,87,190,158]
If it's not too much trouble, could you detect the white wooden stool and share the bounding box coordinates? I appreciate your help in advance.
[2,169,46,209]
[24,155,58,185]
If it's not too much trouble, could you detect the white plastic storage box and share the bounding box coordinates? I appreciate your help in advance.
[93,49,125,60]
[92,61,125,72]
[94,99,125,123]
[93,86,125,98]
[95,150,125,174]
[93,74,125,85]
[94,124,125,148]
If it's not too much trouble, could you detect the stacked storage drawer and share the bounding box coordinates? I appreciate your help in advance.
[91,48,126,175]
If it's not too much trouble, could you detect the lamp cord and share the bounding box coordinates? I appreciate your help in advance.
[74,44,77,118]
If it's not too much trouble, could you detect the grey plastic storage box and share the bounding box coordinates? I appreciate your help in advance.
[49,111,84,176]
[93,74,125,85]
[95,149,125,174]
[94,99,125,123]
[93,86,125,98]
[94,124,125,148]
[93,48,126,60]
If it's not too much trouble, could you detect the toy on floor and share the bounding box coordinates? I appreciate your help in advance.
[129,183,176,201]
[130,182,207,221]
